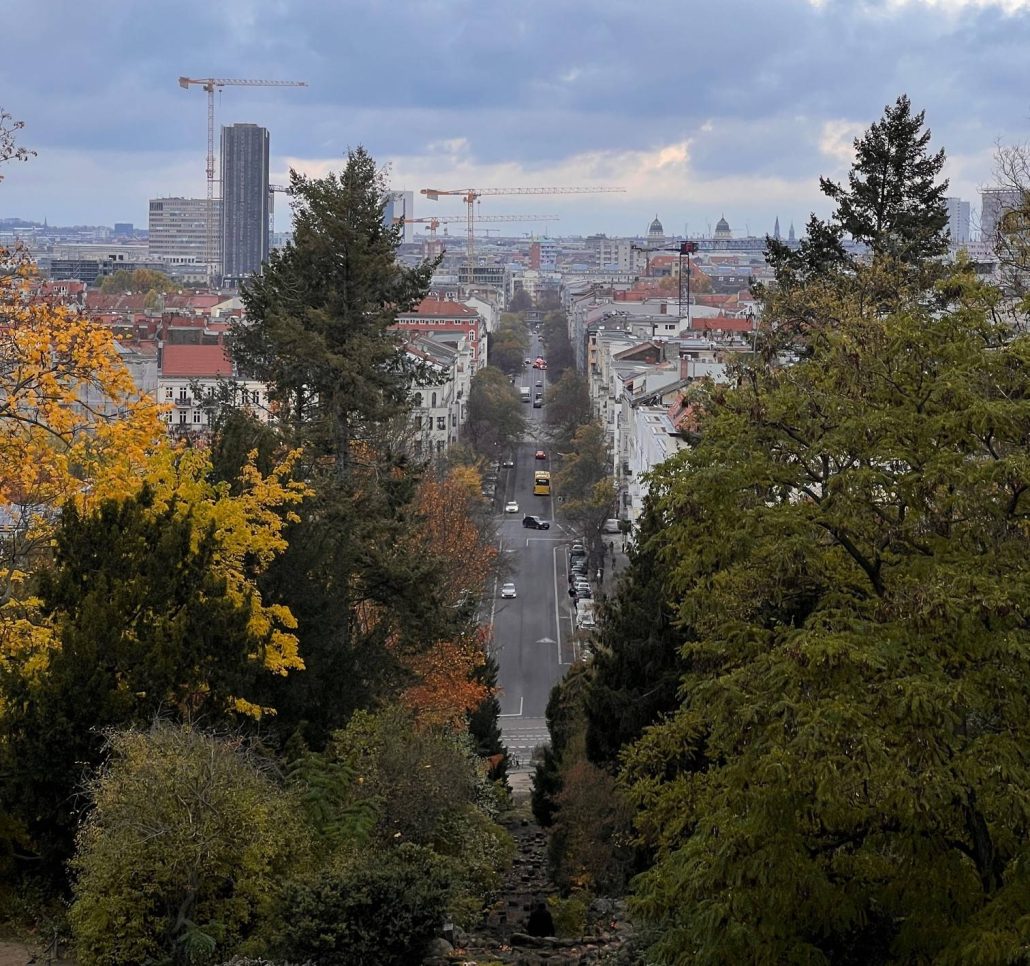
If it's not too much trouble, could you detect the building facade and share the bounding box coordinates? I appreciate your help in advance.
[149,197,219,274]
[221,123,269,283]
[385,191,415,243]
[946,197,971,245]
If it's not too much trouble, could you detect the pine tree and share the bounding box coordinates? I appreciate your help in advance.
[232,147,438,476]
[821,94,949,262]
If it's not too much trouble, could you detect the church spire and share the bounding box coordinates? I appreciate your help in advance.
[788,221,796,243]
[773,216,781,241]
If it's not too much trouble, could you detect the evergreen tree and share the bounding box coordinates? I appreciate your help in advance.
[0,491,260,877]
[821,94,948,262]
[232,147,438,475]
[583,503,688,770]
[467,654,508,785]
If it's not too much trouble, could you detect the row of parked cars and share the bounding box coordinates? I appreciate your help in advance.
[568,543,591,602]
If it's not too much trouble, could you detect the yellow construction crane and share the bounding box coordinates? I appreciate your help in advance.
[420,185,624,279]
[178,75,307,282]
[400,213,560,241]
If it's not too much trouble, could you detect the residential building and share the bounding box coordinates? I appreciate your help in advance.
[393,297,487,370]
[404,333,471,459]
[220,123,269,283]
[980,188,1021,246]
[157,342,269,433]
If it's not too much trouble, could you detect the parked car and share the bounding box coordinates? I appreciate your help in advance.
[500,582,517,599]
[523,515,550,530]
[504,501,519,513]
[535,380,543,387]
[535,450,547,460]
[602,518,623,534]
[570,543,587,557]
[533,399,542,408]
[574,585,593,601]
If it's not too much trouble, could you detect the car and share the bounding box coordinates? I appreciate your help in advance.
[535,380,543,387]
[501,582,517,599]
[502,458,515,468]
[570,543,587,557]
[574,586,593,600]
[524,358,531,365]
[602,518,622,534]
[523,515,550,530]
[504,501,519,513]
[535,450,547,460]
[533,399,542,408]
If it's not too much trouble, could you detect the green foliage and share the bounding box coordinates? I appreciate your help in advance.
[468,654,509,785]
[622,264,1030,963]
[539,309,574,375]
[544,369,591,451]
[233,147,438,473]
[547,892,589,938]
[584,503,687,769]
[465,365,527,456]
[278,843,452,966]
[821,94,948,263]
[69,722,306,966]
[0,490,261,876]
[488,315,530,375]
[554,420,608,504]
[99,267,178,294]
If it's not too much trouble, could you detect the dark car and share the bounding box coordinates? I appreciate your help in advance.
[523,515,550,530]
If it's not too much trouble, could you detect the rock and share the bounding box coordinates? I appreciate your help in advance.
[423,937,453,958]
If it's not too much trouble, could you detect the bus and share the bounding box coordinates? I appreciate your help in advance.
[533,470,551,496]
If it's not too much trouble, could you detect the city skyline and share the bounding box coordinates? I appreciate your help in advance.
[3,0,1029,236]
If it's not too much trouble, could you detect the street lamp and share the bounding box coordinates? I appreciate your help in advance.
[679,241,698,328]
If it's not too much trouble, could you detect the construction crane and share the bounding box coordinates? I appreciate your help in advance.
[178,75,307,282]
[400,214,560,241]
[420,186,624,281]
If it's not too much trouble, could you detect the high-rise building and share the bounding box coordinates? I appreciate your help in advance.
[221,123,269,282]
[149,197,220,273]
[980,188,1021,246]
[946,197,970,245]
[385,191,415,243]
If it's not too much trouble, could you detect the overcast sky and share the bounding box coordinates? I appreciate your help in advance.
[2,0,1028,238]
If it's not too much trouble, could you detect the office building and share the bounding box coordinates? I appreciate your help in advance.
[946,197,970,245]
[385,191,415,243]
[980,188,1021,246]
[149,197,219,272]
[221,123,269,283]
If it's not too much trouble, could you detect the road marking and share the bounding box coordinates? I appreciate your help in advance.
[499,696,524,718]
[552,544,563,665]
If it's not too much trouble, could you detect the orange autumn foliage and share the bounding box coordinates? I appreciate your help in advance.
[400,627,490,730]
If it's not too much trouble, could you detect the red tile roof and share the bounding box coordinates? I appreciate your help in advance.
[404,297,477,318]
[690,315,754,332]
[160,343,233,378]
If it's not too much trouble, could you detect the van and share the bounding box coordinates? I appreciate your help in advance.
[602,518,622,534]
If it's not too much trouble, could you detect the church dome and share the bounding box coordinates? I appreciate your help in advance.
[714,215,731,240]
[648,214,664,237]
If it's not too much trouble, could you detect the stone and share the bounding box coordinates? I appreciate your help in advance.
[424,937,453,958]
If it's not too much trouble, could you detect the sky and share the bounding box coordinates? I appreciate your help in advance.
[2,0,1029,239]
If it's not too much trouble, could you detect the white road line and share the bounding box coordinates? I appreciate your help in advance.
[499,696,524,718]
[552,543,563,665]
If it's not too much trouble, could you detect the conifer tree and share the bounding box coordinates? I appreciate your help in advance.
[821,94,949,262]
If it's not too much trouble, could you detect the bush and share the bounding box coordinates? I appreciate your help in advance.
[548,892,589,938]
[278,844,452,966]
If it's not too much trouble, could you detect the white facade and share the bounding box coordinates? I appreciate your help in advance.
[946,197,971,245]
[157,375,270,431]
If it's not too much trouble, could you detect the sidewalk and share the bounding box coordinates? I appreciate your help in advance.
[595,534,629,600]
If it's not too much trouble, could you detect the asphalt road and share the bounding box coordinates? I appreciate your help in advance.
[492,334,582,766]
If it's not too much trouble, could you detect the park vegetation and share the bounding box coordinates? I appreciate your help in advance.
[0,142,512,965]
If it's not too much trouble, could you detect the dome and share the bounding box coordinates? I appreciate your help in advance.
[715,216,730,233]
[648,214,664,236]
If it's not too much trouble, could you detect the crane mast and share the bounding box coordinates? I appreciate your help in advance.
[178,76,307,284]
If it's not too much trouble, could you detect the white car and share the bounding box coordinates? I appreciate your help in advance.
[500,582,517,598]
[504,501,519,513]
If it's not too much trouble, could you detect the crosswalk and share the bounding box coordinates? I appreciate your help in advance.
[501,716,551,769]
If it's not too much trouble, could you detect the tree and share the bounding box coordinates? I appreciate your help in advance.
[583,502,688,770]
[540,309,575,375]
[554,420,608,504]
[544,369,591,451]
[233,147,438,475]
[988,142,1030,309]
[69,722,305,966]
[0,467,304,875]
[465,365,526,455]
[99,268,178,295]
[487,315,530,375]
[508,287,533,313]
[622,264,1030,963]
[820,94,949,263]
[0,108,34,178]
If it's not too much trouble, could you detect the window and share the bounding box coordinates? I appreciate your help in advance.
[164,388,173,400]
[436,417,446,431]
[413,392,422,407]
[414,415,422,430]
[178,411,187,425]
[431,392,437,407]
[450,414,456,427]
[251,390,259,405]
[178,388,188,402]
[469,329,476,341]
[165,412,172,423]
[414,439,423,454]
[436,440,444,454]
[193,410,202,423]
